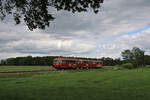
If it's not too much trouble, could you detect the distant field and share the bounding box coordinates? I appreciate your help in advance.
[0,68,150,100]
[0,66,55,72]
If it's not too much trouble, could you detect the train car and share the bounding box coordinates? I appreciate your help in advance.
[53,58,103,69]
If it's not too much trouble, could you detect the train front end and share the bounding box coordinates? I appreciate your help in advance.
[53,58,62,69]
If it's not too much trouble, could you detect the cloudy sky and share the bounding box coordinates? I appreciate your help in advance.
[0,0,150,59]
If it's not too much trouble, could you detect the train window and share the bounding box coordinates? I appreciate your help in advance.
[80,61,83,64]
[92,61,102,64]
[70,60,74,63]
[68,60,71,63]
[92,62,96,64]
[71,60,76,63]
[82,61,86,63]
[97,62,103,64]
[53,60,62,63]
[76,61,81,64]
[53,60,58,63]
[96,62,100,64]
[95,62,99,64]
[63,60,69,63]
[88,61,93,64]
[83,61,90,64]
[62,60,67,63]
[65,60,75,63]
[64,60,69,63]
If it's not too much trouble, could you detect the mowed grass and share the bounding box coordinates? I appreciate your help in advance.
[0,66,55,72]
[0,68,150,100]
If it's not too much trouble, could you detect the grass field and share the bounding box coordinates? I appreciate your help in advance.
[0,66,55,72]
[0,67,150,100]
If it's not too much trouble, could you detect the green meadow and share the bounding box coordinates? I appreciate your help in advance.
[0,67,150,100]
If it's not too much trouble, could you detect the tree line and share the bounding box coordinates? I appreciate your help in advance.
[1,47,150,67]
[0,56,123,66]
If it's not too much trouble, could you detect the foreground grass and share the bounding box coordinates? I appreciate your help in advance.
[0,68,150,100]
[0,66,55,72]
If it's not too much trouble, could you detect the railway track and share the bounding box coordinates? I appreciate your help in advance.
[0,69,97,74]
[0,70,58,74]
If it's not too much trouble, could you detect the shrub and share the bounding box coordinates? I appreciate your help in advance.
[121,63,134,69]
[112,65,124,70]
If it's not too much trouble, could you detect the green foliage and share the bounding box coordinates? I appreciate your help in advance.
[0,0,104,31]
[121,47,145,67]
[101,57,115,66]
[144,55,150,65]
[0,56,59,66]
[121,63,134,69]
[121,49,132,61]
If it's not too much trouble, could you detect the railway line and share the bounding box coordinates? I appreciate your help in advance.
[0,69,97,74]
[0,70,58,74]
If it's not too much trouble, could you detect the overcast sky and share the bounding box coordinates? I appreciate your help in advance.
[0,0,150,59]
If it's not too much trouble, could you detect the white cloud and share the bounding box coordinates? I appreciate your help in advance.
[0,0,150,59]
[115,29,150,55]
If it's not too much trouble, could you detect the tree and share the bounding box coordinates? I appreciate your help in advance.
[121,47,145,67]
[0,0,104,31]
[100,57,115,66]
[121,50,132,61]
[131,47,145,67]
[114,58,122,65]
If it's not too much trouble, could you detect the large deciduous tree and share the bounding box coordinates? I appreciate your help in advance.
[121,47,145,67]
[0,0,104,31]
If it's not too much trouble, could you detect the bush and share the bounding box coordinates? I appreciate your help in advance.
[112,65,124,70]
[121,63,134,69]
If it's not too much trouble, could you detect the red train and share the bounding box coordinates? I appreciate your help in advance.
[53,58,103,69]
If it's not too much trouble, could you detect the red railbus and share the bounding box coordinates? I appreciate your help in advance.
[53,58,103,69]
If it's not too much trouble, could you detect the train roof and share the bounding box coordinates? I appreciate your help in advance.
[54,57,102,62]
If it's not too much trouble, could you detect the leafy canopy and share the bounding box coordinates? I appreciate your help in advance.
[0,0,104,31]
[121,47,145,67]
